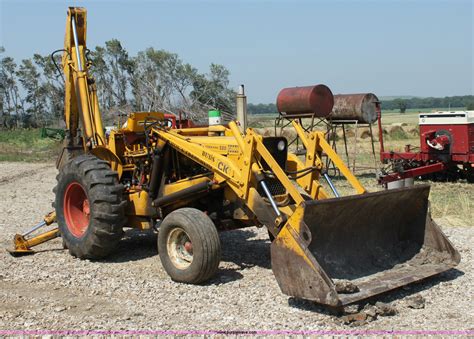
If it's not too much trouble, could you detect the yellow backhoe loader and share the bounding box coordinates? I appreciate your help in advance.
[9,7,460,308]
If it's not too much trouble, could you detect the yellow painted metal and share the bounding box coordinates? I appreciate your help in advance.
[287,153,329,200]
[90,81,105,144]
[180,136,241,156]
[156,128,242,186]
[228,121,246,152]
[161,176,212,196]
[44,211,57,225]
[291,120,309,149]
[10,229,60,253]
[126,190,157,217]
[127,217,152,230]
[62,7,87,141]
[291,120,366,195]
[174,125,227,136]
[122,112,165,133]
[253,134,304,206]
[316,133,366,194]
[8,211,58,255]
[63,8,105,147]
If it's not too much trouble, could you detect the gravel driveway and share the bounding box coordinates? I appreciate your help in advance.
[0,162,472,332]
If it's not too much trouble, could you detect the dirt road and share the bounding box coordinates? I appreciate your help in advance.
[0,162,472,332]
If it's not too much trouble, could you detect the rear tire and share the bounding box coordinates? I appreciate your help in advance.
[54,155,126,259]
[158,208,221,284]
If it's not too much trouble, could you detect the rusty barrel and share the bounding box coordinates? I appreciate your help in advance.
[276,85,334,117]
[328,93,379,124]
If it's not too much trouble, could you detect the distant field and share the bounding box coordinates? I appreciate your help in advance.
[381,106,466,114]
[0,129,60,162]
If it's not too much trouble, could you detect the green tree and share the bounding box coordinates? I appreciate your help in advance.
[130,48,180,112]
[104,39,133,106]
[1,54,24,127]
[190,63,235,120]
[32,53,64,125]
[90,46,114,110]
[393,98,407,113]
[129,48,235,122]
[17,59,47,127]
[1,39,237,127]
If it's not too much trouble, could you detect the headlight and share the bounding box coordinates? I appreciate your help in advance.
[277,140,286,151]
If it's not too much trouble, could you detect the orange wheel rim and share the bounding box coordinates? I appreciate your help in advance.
[63,182,90,237]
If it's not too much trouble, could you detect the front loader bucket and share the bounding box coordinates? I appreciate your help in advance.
[271,184,460,307]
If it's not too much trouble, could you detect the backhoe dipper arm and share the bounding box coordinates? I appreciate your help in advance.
[63,7,105,148]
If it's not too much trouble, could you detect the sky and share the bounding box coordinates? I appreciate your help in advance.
[0,0,473,104]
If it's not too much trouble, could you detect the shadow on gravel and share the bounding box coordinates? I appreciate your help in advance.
[287,268,464,315]
[208,268,245,285]
[102,228,158,263]
[220,228,272,269]
[101,227,272,272]
[368,267,465,304]
[205,228,272,285]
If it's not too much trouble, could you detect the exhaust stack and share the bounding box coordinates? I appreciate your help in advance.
[236,84,247,133]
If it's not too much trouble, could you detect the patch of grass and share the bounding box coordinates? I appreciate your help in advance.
[0,128,60,162]
[248,114,277,129]
[388,127,409,140]
[329,174,473,227]
[427,182,473,226]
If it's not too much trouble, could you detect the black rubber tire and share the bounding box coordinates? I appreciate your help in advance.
[56,138,84,170]
[57,148,79,170]
[158,208,221,284]
[54,154,126,259]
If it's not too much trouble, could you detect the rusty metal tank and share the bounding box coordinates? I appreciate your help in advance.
[276,85,334,117]
[328,93,379,124]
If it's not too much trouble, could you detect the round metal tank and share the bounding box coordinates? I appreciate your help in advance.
[276,85,334,117]
[328,93,379,124]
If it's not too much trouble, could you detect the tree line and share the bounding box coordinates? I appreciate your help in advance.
[0,40,236,129]
[384,96,474,113]
[248,95,474,114]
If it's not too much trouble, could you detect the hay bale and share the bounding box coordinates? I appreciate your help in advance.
[391,122,408,127]
[281,129,297,141]
[389,125,408,139]
[344,129,355,138]
[360,129,372,139]
[253,127,273,136]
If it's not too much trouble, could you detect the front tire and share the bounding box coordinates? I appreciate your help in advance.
[158,208,221,284]
[54,155,126,259]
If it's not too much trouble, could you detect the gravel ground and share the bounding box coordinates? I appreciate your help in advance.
[0,162,472,331]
